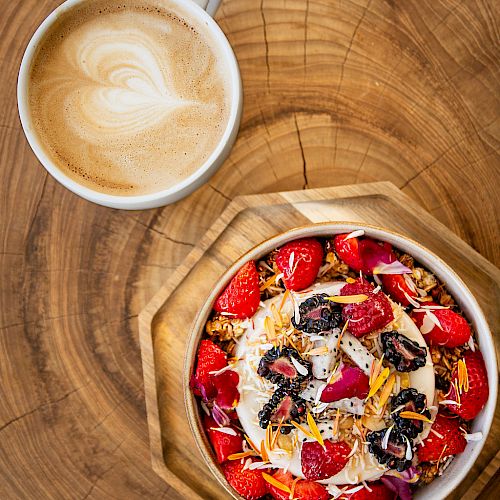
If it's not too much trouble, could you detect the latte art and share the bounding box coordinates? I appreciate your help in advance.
[28,1,231,195]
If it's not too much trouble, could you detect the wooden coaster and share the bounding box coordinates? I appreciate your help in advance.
[138,181,499,499]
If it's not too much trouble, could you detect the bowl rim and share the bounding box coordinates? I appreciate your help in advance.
[183,221,498,500]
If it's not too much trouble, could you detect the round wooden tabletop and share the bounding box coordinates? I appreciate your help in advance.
[0,1,498,499]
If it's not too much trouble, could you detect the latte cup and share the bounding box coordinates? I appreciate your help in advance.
[17,0,242,209]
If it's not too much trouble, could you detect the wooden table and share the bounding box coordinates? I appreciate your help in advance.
[0,1,498,499]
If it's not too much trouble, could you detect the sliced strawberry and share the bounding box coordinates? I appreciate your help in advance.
[446,350,489,420]
[334,234,363,272]
[301,439,351,480]
[411,304,471,347]
[417,412,466,462]
[340,482,396,499]
[213,369,240,410]
[203,415,243,463]
[222,460,267,500]
[320,365,369,402]
[358,239,395,276]
[214,261,261,319]
[276,238,324,291]
[266,469,329,500]
[191,339,227,399]
[381,274,418,307]
[340,279,394,337]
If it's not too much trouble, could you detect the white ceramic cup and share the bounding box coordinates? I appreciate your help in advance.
[17,0,242,210]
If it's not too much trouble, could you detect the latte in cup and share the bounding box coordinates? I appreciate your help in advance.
[27,0,231,196]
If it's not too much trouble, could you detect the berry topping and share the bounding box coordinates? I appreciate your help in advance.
[214,260,261,319]
[292,294,343,333]
[257,346,311,386]
[301,439,351,480]
[381,274,418,307]
[212,369,240,410]
[367,428,413,472]
[340,279,394,337]
[222,460,267,500]
[333,234,363,272]
[258,386,307,433]
[381,331,427,372]
[411,304,472,347]
[359,239,395,275]
[417,413,466,462]
[191,339,227,400]
[203,415,243,463]
[341,481,397,499]
[276,238,324,291]
[392,388,430,438]
[446,350,489,420]
[320,365,369,402]
[265,469,329,500]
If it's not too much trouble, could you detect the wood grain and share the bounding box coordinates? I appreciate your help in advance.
[140,182,500,500]
[0,0,499,499]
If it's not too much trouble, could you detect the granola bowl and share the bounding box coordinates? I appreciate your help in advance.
[184,223,497,500]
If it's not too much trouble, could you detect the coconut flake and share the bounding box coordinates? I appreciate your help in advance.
[464,432,483,442]
[372,261,412,275]
[291,356,309,376]
[210,426,237,436]
[344,229,365,240]
[382,425,394,450]
[425,310,444,330]
[420,313,436,335]
[373,274,382,286]
[347,439,360,458]
[439,399,461,406]
[404,436,412,460]
[467,336,476,352]
[403,291,420,308]
[343,485,364,494]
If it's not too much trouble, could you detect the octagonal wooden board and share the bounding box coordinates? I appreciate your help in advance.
[138,181,500,500]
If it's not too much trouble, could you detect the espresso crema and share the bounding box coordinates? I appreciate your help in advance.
[28,0,231,195]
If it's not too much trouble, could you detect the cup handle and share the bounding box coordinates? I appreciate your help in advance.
[191,0,221,17]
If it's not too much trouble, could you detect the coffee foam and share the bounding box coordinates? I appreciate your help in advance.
[28,0,231,195]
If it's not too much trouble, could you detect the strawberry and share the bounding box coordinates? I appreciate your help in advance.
[301,439,351,480]
[266,469,329,500]
[417,412,466,462]
[191,339,227,400]
[340,482,396,499]
[334,234,363,272]
[222,460,267,500]
[446,350,489,420]
[276,238,324,291]
[381,274,418,307]
[340,279,394,336]
[411,304,471,347]
[214,260,261,319]
[203,415,243,463]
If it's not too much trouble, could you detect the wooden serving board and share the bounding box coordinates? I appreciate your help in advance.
[138,181,500,500]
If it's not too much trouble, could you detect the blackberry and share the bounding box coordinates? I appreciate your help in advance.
[258,386,307,433]
[291,294,342,334]
[257,346,311,386]
[435,375,450,392]
[367,428,413,472]
[381,331,427,372]
[392,388,430,438]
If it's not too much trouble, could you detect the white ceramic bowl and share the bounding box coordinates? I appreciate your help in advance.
[185,222,497,500]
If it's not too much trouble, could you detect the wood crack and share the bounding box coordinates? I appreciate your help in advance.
[0,385,85,434]
[132,218,194,247]
[294,114,309,189]
[209,184,232,202]
[260,0,270,91]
